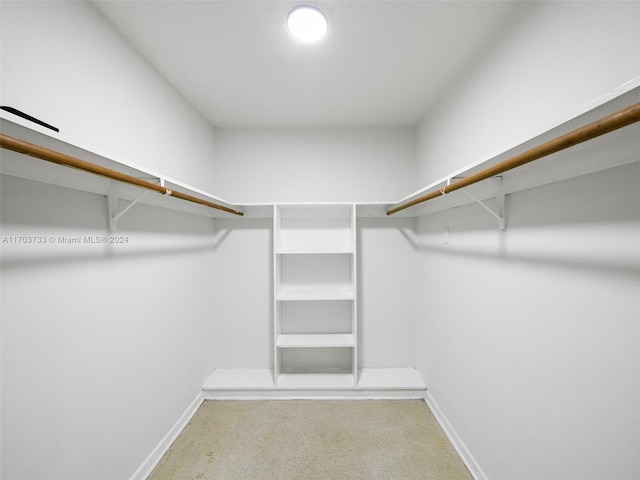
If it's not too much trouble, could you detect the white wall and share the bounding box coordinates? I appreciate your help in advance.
[416,161,640,480]
[413,3,640,478]
[212,127,417,203]
[0,1,217,193]
[358,217,418,368]
[0,2,226,479]
[416,1,640,185]
[211,218,273,369]
[0,176,219,480]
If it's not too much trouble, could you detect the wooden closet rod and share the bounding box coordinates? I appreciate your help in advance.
[0,133,244,217]
[387,101,640,216]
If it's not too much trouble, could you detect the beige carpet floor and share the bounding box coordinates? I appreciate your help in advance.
[148,400,473,480]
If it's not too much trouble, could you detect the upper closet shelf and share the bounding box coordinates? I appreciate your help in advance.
[2,86,638,221]
[0,113,243,219]
[384,87,640,219]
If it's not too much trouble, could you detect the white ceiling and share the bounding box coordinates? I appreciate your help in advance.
[93,1,520,128]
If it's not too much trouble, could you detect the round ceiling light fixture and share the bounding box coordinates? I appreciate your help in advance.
[287,5,328,42]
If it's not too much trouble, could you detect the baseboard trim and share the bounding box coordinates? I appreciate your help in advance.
[424,391,488,480]
[129,391,205,480]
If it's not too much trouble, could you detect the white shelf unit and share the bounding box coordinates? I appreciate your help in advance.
[273,204,358,387]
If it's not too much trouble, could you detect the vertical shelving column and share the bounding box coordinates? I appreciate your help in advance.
[274,204,357,389]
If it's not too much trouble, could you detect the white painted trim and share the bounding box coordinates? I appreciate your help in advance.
[203,389,426,400]
[202,368,426,400]
[128,392,205,480]
[424,391,489,480]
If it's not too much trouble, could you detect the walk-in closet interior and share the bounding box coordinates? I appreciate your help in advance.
[1,1,639,479]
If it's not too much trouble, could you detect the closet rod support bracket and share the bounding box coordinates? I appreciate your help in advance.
[107,187,150,231]
[461,177,506,230]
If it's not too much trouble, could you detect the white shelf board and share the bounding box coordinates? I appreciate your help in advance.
[4,86,638,221]
[277,333,355,348]
[357,368,426,390]
[276,290,355,301]
[203,368,426,399]
[276,248,354,255]
[386,86,640,219]
[202,368,275,390]
[0,115,243,219]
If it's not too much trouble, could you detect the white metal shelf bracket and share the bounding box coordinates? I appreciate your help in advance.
[461,177,506,230]
[107,180,158,231]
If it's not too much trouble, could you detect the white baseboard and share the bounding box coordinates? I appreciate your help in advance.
[129,392,205,480]
[424,391,488,480]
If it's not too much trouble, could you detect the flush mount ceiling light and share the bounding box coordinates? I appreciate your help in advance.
[287,5,328,42]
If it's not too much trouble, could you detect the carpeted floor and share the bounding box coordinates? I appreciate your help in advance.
[148,400,473,480]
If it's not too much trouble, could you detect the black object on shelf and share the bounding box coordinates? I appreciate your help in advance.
[1,106,59,132]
